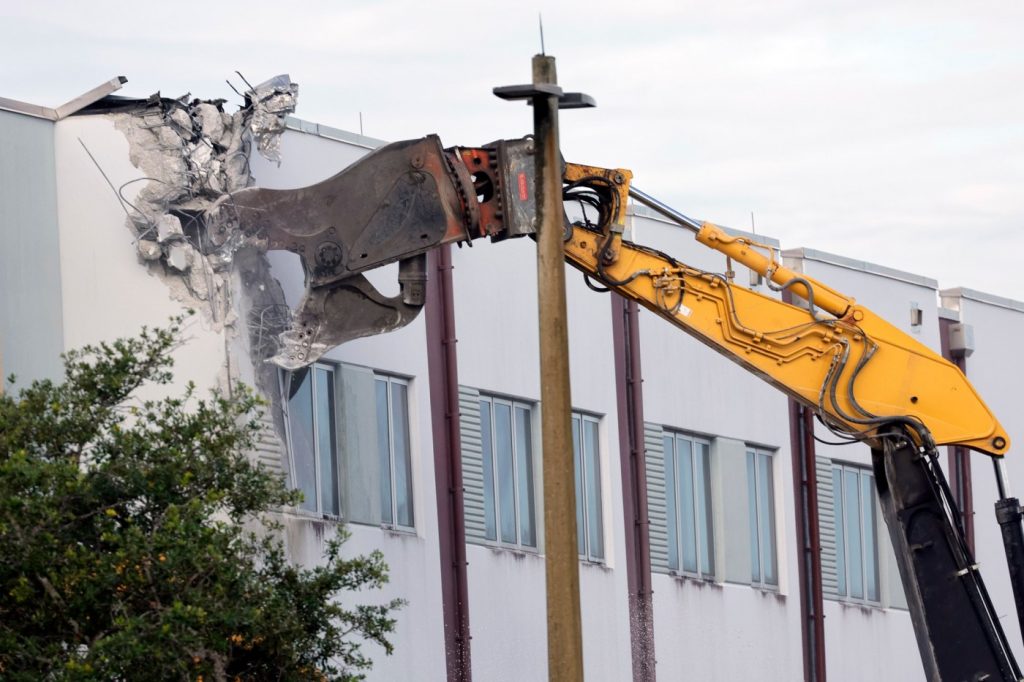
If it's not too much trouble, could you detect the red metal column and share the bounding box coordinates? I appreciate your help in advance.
[611,294,655,680]
[789,400,827,681]
[424,245,472,681]
[784,291,826,681]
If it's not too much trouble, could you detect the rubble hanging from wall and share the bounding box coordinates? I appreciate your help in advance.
[110,74,298,364]
[98,74,305,476]
[246,74,299,164]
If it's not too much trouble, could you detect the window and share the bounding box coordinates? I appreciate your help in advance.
[285,364,340,516]
[376,374,414,529]
[832,464,879,602]
[572,412,604,562]
[478,395,537,548]
[284,364,414,529]
[663,432,714,577]
[747,448,777,586]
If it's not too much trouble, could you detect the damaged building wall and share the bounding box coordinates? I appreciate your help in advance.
[0,110,65,386]
[51,113,230,400]
[51,77,302,446]
[2,82,445,679]
[10,76,297,420]
[0,82,447,680]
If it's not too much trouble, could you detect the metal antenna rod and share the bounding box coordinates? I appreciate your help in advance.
[539,14,546,55]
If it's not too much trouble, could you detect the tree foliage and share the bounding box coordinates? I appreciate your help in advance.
[0,317,402,681]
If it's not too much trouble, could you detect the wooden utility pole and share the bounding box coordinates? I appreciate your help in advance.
[494,54,594,682]
[533,54,584,682]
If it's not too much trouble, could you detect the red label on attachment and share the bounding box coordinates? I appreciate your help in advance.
[518,172,529,201]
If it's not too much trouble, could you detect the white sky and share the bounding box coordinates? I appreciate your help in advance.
[3,0,1022,298]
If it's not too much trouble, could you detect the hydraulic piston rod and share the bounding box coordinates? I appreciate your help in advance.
[629,186,702,233]
[629,186,852,316]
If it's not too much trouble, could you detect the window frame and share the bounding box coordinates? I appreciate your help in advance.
[831,462,881,604]
[572,411,605,564]
[283,363,340,518]
[663,431,715,580]
[477,394,538,551]
[746,446,778,588]
[375,373,415,532]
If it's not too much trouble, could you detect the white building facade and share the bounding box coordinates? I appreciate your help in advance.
[2,84,1022,681]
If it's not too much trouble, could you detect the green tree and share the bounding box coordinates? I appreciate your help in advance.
[0,317,402,681]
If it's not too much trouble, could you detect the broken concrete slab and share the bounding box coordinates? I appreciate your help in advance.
[168,107,193,135]
[194,103,225,144]
[156,214,184,243]
[137,240,162,261]
[247,75,299,164]
[107,74,298,403]
[166,243,192,272]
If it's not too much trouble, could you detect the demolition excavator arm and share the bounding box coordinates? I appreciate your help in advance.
[211,134,1021,680]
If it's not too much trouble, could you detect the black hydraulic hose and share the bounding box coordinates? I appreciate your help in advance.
[821,335,936,451]
[770,275,828,322]
[583,273,611,293]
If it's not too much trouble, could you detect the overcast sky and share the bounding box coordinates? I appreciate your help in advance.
[3,1,1022,298]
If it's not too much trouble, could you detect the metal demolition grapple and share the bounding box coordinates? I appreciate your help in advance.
[209,136,542,369]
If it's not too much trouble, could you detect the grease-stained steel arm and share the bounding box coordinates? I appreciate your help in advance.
[210,135,536,368]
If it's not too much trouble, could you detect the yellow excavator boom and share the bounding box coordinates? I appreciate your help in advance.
[563,220,1009,456]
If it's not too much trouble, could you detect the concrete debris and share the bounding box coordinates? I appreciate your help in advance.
[100,75,300,466]
[137,240,162,261]
[246,74,298,164]
[194,103,225,142]
[166,243,192,272]
[168,107,193,135]
[156,214,184,243]
[113,74,298,341]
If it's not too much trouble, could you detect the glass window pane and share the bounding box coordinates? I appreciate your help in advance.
[376,378,393,524]
[678,438,698,574]
[315,368,339,516]
[696,441,715,576]
[832,467,847,597]
[747,451,760,582]
[862,473,879,601]
[584,419,603,560]
[663,436,679,571]
[391,382,413,528]
[495,402,516,544]
[573,416,585,556]
[758,453,777,585]
[515,406,536,547]
[289,370,317,512]
[845,469,864,599]
[479,401,496,541]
